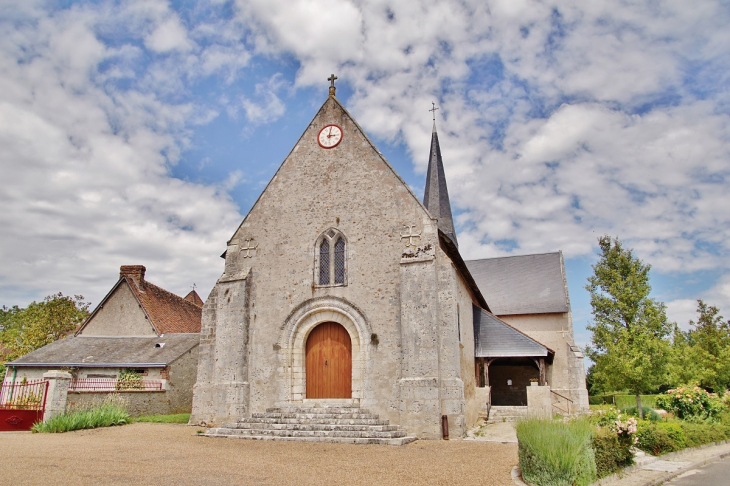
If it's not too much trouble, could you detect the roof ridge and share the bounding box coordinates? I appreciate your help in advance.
[465,251,561,263]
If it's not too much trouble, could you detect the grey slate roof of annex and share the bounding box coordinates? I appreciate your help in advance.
[473,305,551,358]
[465,252,570,316]
[5,333,199,368]
[423,122,458,247]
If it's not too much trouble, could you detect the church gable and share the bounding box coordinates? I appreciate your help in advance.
[229,95,432,248]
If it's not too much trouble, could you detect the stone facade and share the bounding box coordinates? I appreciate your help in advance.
[190,90,589,439]
[190,95,483,438]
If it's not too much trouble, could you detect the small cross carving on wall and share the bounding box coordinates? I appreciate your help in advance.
[400,225,422,247]
[240,238,258,258]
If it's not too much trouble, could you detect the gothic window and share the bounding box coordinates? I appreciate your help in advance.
[315,229,347,286]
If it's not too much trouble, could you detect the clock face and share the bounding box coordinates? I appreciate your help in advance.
[318,124,343,149]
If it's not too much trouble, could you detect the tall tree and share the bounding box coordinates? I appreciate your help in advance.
[669,300,730,393]
[585,236,673,418]
[0,293,90,376]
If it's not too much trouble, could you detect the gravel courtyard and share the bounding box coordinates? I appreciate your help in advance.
[0,423,518,485]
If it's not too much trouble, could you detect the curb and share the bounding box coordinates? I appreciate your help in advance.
[642,448,730,486]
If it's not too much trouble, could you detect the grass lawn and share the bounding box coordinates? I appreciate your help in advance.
[133,413,190,424]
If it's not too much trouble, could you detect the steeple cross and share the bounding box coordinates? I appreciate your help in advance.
[400,225,422,247]
[328,74,338,96]
[240,238,258,258]
[429,102,439,121]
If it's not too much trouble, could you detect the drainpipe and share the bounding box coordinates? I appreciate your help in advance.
[441,414,449,440]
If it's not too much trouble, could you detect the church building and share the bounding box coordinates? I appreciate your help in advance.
[189,77,588,442]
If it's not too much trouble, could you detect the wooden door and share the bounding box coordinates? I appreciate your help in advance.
[306,322,352,398]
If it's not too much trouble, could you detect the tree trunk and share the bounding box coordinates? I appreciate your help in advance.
[636,394,644,419]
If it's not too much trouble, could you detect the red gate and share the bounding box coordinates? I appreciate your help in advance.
[0,379,48,431]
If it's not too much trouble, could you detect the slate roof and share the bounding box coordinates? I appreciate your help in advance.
[465,252,570,316]
[473,305,552,358]
[423,123,458,247]
[5,334,200,367]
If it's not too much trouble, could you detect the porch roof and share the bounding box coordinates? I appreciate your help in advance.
[473,305,553,358]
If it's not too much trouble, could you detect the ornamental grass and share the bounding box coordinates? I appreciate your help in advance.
[32,395,130,433]
[516,418,597,486]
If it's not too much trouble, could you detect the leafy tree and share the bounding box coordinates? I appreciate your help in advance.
[585,236,673,418]
[0,293,90,376]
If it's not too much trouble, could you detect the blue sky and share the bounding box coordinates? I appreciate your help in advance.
[1,0,729,350]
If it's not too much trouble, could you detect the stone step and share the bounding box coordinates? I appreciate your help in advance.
[236,417,389,426]
[221,422,399,432]
[207,427,407,439]
[265,407,370,415]
[487,406,528,423]
[205,433,417,446]
[253,412,378,420]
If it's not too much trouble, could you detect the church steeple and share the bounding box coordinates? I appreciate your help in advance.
[423,103,458,247]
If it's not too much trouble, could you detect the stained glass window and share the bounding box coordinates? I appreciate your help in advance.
[319,239,330,285]
[334,237,345,284]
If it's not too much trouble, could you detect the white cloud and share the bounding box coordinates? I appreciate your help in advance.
[240,74,287,125]
[145,17,193,53]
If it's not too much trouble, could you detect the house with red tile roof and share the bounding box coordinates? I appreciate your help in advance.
[4,266,202,416]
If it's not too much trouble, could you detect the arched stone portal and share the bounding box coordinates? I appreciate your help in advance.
[277,297,371,403]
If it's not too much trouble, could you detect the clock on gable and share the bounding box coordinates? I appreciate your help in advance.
[318,124,343,149]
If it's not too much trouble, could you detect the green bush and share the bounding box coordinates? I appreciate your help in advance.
[517,418,597,486]
[592,427,634,478]
[680,422,730,448]
[635,421,679,455]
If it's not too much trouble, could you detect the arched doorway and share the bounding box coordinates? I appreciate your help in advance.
[306,322,352,398]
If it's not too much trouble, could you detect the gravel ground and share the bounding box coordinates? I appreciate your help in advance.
[0,423,518,485]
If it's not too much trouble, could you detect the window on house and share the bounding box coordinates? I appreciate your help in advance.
[316,229,347,286]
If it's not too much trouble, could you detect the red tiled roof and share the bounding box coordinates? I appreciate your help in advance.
[124,277,202,334]
[184,290,204,307]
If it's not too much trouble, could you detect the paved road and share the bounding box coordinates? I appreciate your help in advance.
[665,455,730,485]
[0,423,518,485]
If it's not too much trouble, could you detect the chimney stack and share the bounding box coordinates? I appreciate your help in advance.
[120,265,146,286]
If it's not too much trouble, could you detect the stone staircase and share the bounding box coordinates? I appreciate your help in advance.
[205,403,416,445]
[486,405,528,423]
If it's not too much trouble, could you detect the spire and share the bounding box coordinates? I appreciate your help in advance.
[423,103,458,247]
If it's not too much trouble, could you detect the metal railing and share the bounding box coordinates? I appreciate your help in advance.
[0,379,48,410]
[69,378,164,392]
[550,390,574,416]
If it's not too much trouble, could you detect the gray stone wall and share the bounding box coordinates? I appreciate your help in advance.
[81,283,156,336]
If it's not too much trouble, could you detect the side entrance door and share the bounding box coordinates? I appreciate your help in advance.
[306,322,352,399]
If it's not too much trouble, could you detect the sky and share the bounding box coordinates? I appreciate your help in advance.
[1,0,729,350]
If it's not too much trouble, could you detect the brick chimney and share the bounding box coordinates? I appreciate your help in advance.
[120,265,146,286]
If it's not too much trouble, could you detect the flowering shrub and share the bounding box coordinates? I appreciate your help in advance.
[655,386,724,422]
[591,408,637,477]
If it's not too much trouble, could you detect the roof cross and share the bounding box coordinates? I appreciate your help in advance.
[328,74,338,97]
[429,102,439,121]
